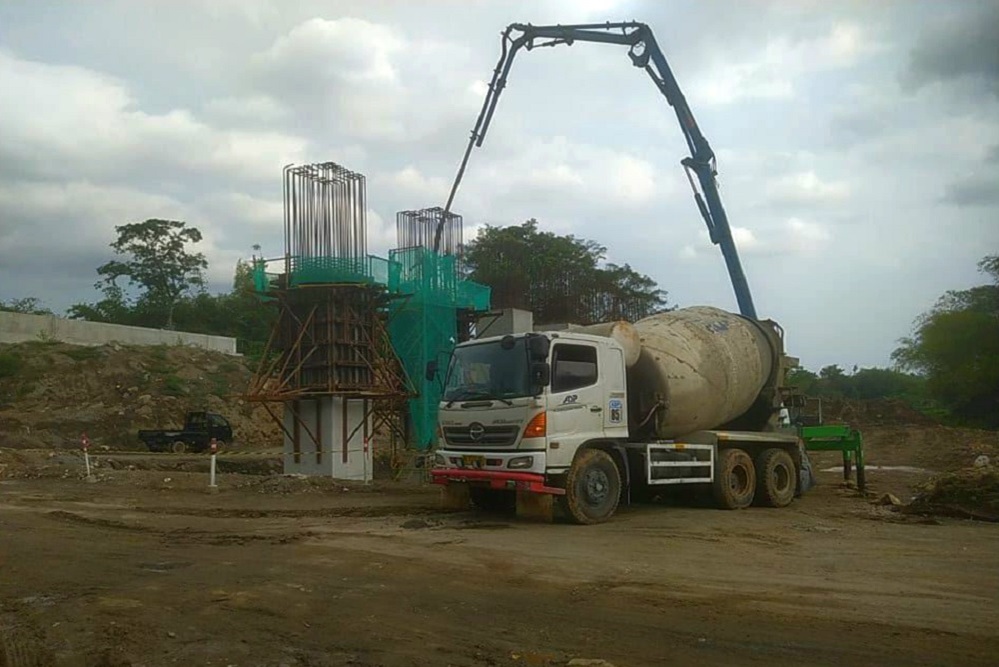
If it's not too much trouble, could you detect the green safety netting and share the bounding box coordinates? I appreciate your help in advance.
[289,255,392,286]
[253,248,490,450]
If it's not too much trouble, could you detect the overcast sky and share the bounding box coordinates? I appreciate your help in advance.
[1,0,997,370]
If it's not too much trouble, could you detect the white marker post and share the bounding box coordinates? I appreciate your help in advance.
[208,437,219,493]
[81,433,95,483]
[362,436,371,485]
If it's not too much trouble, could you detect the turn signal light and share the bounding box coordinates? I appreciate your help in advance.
[523,412,546,438]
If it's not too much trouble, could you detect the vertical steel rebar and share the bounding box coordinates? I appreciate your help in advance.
[283,162,367,272]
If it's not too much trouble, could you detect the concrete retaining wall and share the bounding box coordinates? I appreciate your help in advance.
[0,311,238,355]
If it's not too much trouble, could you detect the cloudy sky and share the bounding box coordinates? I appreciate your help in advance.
[1,0,997,370]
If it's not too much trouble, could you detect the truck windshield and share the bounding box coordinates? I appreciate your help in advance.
[443,339,531,402]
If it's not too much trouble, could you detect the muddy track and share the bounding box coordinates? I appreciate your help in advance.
[2,473,998,666]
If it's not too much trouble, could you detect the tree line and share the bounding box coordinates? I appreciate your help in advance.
[1,217,994,428]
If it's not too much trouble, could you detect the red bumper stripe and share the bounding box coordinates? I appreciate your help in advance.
[430,469,565,496]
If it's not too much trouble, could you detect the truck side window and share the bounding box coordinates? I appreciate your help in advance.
[551,344,598,393]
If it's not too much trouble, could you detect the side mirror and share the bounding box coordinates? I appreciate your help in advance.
[530,361,551,388]
[527,334,550,361]
[425,360,438,382]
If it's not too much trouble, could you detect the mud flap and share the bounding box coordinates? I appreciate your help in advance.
[797,442,817,496]
[441,483,471,510]
[516,491,554,523]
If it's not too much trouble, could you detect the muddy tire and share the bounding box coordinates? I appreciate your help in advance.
[754,448,797,508]
[469,487,515,513]
[213,441,227,454]
[558,448,621,524]
[713,448,756,509]
[171,440,187,454]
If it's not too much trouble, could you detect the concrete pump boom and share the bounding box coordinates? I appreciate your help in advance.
[436,21,758,319]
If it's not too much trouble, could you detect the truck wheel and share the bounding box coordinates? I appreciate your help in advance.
[171,441,187,454]
[754,448,797,508]
[469,487,515,513]
[558,448,621,524]
[713,448,756,510]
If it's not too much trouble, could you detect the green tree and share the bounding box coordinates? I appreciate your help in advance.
[787,367,818,393]
[464,219,669,324]
[80,219,208,328]
[0,297,52,315]
[892,254,999,427]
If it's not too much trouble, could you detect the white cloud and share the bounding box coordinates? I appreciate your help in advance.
[767,171,851,205]
[203,95,290,123]
[248,17,479,143]
[454,136,668,221]
[365,208,396,257]
[679,218,829,260]
[256,17,403,84]
[0,51,308,184]
[0,180,188,268]
[196,192,283,230]
[732,226,760,250]
[382,166,451,202]
[693,23,882,105]
[785,217,832,254]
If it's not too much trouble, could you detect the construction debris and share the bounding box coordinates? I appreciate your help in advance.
[906,467,999,522]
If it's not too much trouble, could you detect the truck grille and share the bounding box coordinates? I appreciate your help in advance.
[443,425,520,448]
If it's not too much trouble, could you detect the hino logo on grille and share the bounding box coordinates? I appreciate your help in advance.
[468,422,485,441]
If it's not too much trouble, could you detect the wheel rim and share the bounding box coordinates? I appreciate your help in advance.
[583,468,610,506]
[772,463,790,493]
[730,464,750,494]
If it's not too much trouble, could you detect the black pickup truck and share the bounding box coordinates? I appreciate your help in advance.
[137,411,233,453]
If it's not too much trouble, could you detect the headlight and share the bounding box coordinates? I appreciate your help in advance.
[508,455,534,469]
[433,453,446,468]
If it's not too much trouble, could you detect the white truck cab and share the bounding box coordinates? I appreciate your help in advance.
[433,331,625,483]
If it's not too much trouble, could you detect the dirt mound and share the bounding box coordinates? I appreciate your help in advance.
[905,466,999,522]
[820,397,938,427]
[860,424,998,472]
[0,340,281,450]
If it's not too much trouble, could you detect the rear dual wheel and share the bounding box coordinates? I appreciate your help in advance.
[713,448,756,509]
[754,448,797,508]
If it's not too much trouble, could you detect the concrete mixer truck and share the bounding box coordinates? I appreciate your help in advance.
[429,306,813,523]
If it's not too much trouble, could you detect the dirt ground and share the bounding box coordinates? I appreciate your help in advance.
[1,447,998,667]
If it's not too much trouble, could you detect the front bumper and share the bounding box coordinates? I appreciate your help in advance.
[431,450,565,495]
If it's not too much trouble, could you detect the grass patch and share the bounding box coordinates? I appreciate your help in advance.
[162,374,186,396]
[144,348,177,376]
[0,351,23,380]
[218,359,242,374]
[63,346,103,362]
[211,376,231,397]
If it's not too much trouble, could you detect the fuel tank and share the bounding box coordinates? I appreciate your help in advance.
[624,306,780,438]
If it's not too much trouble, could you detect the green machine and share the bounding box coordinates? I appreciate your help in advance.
[788,397,866,491]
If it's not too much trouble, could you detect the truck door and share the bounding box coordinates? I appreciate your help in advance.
[548,342,604,453]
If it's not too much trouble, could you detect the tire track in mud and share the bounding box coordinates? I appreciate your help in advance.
[133,504,446,520]
[0,611,53,667]
[40,509,319,546]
